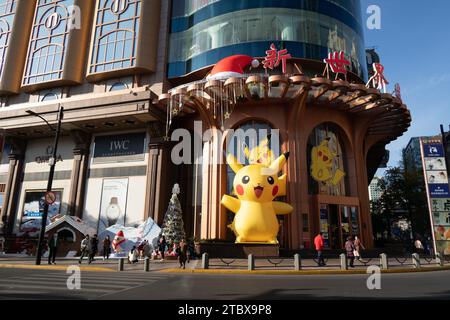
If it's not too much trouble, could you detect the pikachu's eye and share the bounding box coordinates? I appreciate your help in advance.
[267,176,275,185]
[242,176,250,184]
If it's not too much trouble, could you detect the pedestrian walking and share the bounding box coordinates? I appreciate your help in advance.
[177,239,188,269]
[354,235,365,260]
[88,234,99,264]
[345,236,356,268]
[158,235,166,261]
[78,235,90,264]
[314,232,326,267]
[48,232,59,265]
[102,235,111,260]
[0,235,5,254]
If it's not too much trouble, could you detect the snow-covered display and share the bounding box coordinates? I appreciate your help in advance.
[161,184,186,244]
[98,217,161,258]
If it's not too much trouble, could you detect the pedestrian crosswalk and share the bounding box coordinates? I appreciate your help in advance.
[0,271,167,299]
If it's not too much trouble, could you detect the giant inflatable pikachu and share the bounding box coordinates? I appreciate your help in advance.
[221,152,293,244]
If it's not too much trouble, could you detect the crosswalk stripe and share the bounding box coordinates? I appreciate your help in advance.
[0,279,143,290]
[14,275,164,284]
[14,275,150,283]
[0,283,114,294]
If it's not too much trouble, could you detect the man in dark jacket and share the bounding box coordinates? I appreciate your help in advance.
[48,232,59,265]
[88,234,99,264]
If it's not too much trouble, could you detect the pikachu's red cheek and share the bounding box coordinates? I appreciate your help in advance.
[236,184,244,196]
[272,185,279,197]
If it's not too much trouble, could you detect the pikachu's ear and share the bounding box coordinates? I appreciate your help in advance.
[227,154,243,174]
[269,152,290,174]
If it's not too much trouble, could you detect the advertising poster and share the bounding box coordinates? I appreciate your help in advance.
[421,138,450,255]
[319,207,329,247]
[19,191,62,237]
[98,178,129,235]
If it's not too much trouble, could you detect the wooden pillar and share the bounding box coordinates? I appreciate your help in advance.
[0,138,26,235]
[68,130,91,218]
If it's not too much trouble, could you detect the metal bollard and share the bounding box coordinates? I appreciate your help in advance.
[144,257,150,272]
[380,253,388,270]
[340,253,347,270]
[118,258,124,271]
[436,253,445,267]
[294,254,302,271]
[412,253,421,269]
[248,254,255,271]
[201,253,209,269]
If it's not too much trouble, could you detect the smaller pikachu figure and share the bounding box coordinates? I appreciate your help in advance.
[311,138,345,186]
[221,152,293,244]
[244,135,275,166]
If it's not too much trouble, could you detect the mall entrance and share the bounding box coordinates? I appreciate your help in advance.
[318,202,361,250]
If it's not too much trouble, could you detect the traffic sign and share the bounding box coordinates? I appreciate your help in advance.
[44,191,57,205]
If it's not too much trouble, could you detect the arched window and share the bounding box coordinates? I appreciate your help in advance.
[41,92,58,101]
[307,123,349,196]
[90,0,141,74]
[23,1,71,85]
[109,81,128,92]
[0,0,15,79]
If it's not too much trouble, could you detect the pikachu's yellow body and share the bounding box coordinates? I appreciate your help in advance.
[221,152,293,244]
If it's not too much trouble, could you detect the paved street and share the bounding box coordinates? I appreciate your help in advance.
[0,267,450,300]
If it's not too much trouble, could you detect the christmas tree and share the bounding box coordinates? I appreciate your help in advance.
[161,184,186,243]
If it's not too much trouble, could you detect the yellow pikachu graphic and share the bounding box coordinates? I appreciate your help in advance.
[244,135,275,166]
[221,152,293,244]
[311,138,345,185]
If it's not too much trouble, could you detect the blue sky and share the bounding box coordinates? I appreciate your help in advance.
[361,0,450,172]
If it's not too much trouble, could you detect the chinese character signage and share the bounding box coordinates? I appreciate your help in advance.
[323,51,350,80]
[366,63,389,93]
[421,138,450,255]
[263,43,291,74]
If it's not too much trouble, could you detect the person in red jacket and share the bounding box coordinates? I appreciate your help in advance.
[314,232,326,266]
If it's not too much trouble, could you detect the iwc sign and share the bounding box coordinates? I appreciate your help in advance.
[35,146,63,164]
[93,132,146,164]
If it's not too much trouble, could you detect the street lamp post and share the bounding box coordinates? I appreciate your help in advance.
[26,106,64,265]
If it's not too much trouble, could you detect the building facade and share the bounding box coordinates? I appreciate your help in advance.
[368,176,382,202]
[0,0,410,252]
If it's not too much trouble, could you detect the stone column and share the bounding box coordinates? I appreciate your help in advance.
[68,130,91,218]
[144,122,174,225]
[0,137,26,235]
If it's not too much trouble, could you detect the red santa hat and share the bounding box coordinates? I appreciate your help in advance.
[208,55,260,79]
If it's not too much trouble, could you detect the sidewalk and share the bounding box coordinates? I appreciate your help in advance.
[1,254,449,275]
[0,254,198,272]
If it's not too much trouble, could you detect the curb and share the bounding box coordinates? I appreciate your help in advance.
[0,263,115,272]
[160,265,450,276]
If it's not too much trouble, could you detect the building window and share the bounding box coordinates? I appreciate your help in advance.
[23,0,73,86]
[90,0,141,74]
[109,81,128,91]
[307,123,349,196]
[0,0,16,79]
[40,92,58,102]
[302,213,309,232]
